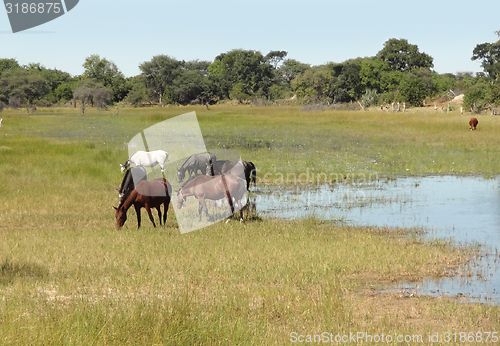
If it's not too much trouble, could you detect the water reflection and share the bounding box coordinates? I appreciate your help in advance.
[254,175,500,304]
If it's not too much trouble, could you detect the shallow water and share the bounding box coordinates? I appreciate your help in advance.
[254,176,500,304]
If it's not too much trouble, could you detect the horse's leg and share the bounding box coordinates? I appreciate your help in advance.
[134,204,142,228]
[226,190,234,215]
[237,200,244,222]
[198,200,203,221]
[163,197,170,225]
[156,207,162,226]
[162,203,166,225]
[145,203,157,228]
[198,196,210,222]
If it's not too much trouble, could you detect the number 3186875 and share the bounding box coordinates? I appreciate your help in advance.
[5,3,62,14]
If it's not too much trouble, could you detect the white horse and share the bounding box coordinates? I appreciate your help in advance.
[120,150,168,173]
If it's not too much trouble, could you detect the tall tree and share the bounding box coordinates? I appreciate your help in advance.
[359,58,391,93]
[83,55,129,102]
[0,58,21,76]
[327,59,363,102]
[377,38,434,72]
[208,49,274,99]
[279,59,310,86]
[139,55,181,105]
[83,55,121,85]
[265,50,287,69]
[471,31,500,80]
[0,69,49,105]
[168,60,215,105]
[73,79,112,111]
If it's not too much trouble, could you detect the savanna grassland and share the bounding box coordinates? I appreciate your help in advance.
[1,105,500,345]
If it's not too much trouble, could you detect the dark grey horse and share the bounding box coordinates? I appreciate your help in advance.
[177,152,216,183]
[117,165,147,206]
[206,160,256,191]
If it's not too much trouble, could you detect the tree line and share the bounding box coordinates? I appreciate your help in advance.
[1,34,499,113]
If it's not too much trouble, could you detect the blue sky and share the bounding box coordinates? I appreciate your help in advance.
[1,0,499,77]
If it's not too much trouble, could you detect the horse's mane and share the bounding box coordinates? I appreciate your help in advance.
[118,187,135,210]
[118,166,147,209]
[119,168,133,193]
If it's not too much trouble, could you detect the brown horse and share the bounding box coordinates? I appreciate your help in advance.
[176,174,246,222]
[114,178,172,229]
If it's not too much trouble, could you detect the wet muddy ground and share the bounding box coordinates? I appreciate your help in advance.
[254,175,500,304]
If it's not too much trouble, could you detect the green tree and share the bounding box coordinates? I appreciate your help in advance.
[229,82,250,102]
[73,79,112,111]
[327,59,363,102]
[463,88,487,113]
[0,58,21,76]
[290,67,332,101]
[125,75,150,107]
[485,78,500,105]
[208,49,274,99]
[399,72,427,107]
[0,69,49,105]
[377,38,434,72]
[472,42,500,79]
[359,58,391,92]
[139,55,181,105]
[83,55,130,103]
[53,81,77,103]
[279,59,310,87]
[432,73,457,95]
[167,60,215,105]
[265,50,287,69]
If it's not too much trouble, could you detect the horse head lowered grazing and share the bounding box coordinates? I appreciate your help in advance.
[120,150,169,173]
[176,174,246,222]
[176,152,216,183]
[114,178,172,229]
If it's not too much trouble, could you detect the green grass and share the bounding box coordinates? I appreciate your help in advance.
[5,105,500,181]
[1,105,500,344]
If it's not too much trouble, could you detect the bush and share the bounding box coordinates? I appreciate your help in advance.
[463,89,487,113]
[485,80,500,105]
[400,76,427,107]
[361,88,378,107]
[229,83,250,102]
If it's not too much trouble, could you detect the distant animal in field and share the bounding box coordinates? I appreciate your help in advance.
[114,178,172,229]
[0,119,3,127]
[206,160,256,191]
[469,118,478,130]
[177,152,216,183]
[120,150,168,173]
[176,174,246,222]
[117,166,147,204]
